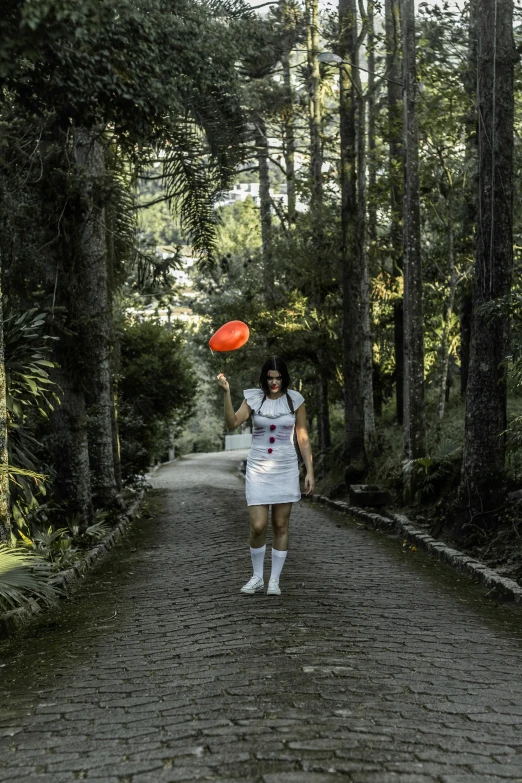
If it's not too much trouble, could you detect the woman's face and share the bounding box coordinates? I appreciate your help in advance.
[267,370,283,393]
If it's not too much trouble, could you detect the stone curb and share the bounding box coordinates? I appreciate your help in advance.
[309,493,522,604]
[0,490,146,639]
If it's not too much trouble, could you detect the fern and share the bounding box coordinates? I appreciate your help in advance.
[403,440,462,503]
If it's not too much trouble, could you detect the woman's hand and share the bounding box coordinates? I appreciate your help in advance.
[217,372,230,393]
[304,473,315,496]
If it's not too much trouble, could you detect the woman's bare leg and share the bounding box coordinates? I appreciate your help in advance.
[248,504,269,547]
[271,502,292,551]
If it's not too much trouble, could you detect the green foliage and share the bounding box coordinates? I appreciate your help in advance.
[2,301,58,534]
[83,517,111,540]
[65,509,111,541]
[403,440,462,504]
[1,0,249,261]
[32,527,79,570]
[117,319,197,478]
[216,199,262,257]
[175,361,226,455]
[177,413,224,456]
[15,505,112,575]
[138,171,186,247]
[0,544,58,612]
[3,301,58,419]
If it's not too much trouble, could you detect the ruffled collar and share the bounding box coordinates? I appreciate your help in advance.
[243,388,294,419]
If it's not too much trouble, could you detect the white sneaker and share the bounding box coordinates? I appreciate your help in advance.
[240,575,264,594]
[267,578,281,596]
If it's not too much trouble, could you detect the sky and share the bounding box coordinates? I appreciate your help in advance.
[243,0,465,12]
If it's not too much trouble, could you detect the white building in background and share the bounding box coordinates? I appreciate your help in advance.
[215,181,307,213]
[126,244,202,326]
[131,171,309,326]
[215,182,260,207]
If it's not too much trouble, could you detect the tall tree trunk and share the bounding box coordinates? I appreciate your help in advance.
[307,0,330,453]
[460,0,478,397]
[356,85,376,453]
[339,0,367,480]
[401,0,426,461]
[282,48,297,226]
[74,127,119,508]
[111,384,122,493]
[254,115,274,304]
[307,0,322,210]
[437,190,457,424]
[366,6,378,442]
[368,0,377,254]
[386,0,404,425]
[316,374,331,455]
[460,283,472,397]
[457,0,515,527]
[367,0,377,251]
[106,203,123,494]
[47,353,94,525]
[0,294,10,541]
[40,132,94,528]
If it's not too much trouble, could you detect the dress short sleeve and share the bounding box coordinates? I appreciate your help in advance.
[287,389,305,411]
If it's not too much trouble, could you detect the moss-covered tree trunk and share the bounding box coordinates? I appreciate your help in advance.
[0,293,10,541]
[401,0,426,461]
[74,127,119,508]
[339,0,367,481]
[456,0,515,527]
[47,352,94,525]
[40,133,94,528]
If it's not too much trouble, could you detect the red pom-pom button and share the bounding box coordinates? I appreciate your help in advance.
[268,448,273,454]
[270,436,275,443]
[270,424,276,430]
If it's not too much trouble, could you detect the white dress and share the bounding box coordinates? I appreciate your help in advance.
[243,388,305,506]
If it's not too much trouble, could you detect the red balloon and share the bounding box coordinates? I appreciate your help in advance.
[209,320,250,352]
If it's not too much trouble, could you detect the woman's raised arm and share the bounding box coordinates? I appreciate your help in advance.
[217,373,251,430]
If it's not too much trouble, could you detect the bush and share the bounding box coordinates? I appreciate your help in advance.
[176,413,224,455]
[117,319,196,479]
[403,439,462,504]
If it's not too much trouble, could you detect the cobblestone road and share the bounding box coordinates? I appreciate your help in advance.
[1,451,522,783]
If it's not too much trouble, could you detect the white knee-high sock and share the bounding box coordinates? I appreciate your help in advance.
[250,544,266,579]
[270,548,287,581]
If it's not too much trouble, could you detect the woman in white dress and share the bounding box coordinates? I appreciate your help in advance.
[217,356,314,596]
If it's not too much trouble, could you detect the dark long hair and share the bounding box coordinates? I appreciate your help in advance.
[259,355,290,394]
[257,356,294,414]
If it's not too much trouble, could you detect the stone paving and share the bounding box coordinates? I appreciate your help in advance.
[1,450,522,782]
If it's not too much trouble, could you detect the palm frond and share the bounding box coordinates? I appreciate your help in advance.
[0,545,58,611]
[159,122,227,261]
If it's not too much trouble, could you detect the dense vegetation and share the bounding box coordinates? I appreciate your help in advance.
[1,0,522,605]
[188,0,522,550]
[0,0,250,606]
